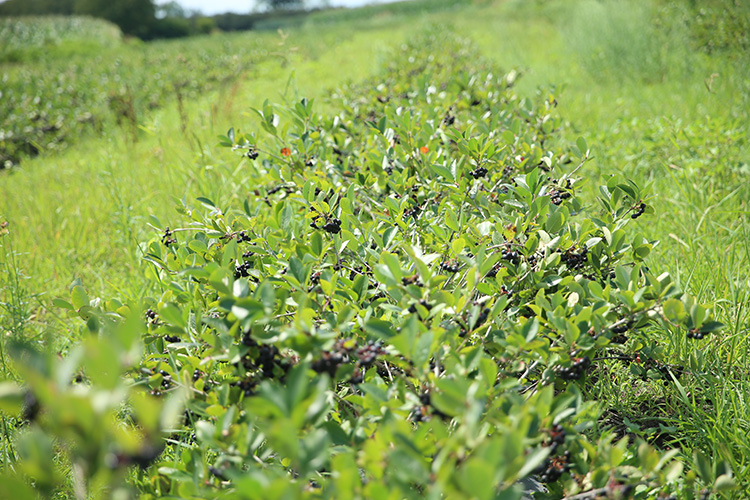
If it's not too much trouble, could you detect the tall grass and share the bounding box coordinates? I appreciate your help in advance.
[559,0,692,83]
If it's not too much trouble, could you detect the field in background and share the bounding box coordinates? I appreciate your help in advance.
[1,0,749,495]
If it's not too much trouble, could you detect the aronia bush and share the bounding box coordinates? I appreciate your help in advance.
[0,29,728,499]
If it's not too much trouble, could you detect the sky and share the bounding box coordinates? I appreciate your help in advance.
[156,0,405,16]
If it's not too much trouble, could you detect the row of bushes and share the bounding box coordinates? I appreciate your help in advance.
[0,26,728,499]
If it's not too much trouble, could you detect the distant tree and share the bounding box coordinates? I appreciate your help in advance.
[74,0,156,38]
[0,0,75,16]
[156,1,186,19]
[257,0,306,11]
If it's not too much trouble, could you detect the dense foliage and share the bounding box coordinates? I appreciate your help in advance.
[0,20,267,168]
[0,28,730,499]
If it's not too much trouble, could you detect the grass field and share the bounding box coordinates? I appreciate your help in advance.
[1,0,749,497]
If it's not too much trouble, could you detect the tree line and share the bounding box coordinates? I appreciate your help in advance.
[0,0,310,39]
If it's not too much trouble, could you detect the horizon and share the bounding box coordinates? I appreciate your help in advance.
[0,0,410,17]
[157,0,406,16]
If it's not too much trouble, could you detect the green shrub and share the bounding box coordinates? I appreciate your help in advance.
[0,28,728,499]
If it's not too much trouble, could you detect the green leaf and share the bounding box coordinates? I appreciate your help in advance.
[694,450,714,483]
[160,304,185,328]
[0,383,25,414]
[459,459,496,500]
[70,285,89,310]
[52,298,75,311]
[662,298,685,322]
[576,136,588,155]
[715,474,737,491]
[196,197,216,208]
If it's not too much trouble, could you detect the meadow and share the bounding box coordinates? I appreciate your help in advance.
[0,0,749,498]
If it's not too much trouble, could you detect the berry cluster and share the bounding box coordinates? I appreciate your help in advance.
[232,377,257,397]
[309,207,342,234]
[355,340,385,367]
[534,451,573,483]
[474,307,491,329]
[469,166,488,179]
[401,274,422,287]
[311,338,383,383]
[108,443,164,471]
[611,320,631,334]
[161,227,176,247]
[403,205,421,220]
[410,391,433,423]
[559,356,591,380]
[257,345,280,378]
[312,340,352,378]
[21,391,40,422]
[440,260,461,273]
[687,328,706,340]
[549,188,572,205]
[631,202,647,219]
[234,260,253,279]
[237,230,252,243]
[158,369,173,389]
[409,390,449,423]
[164,334,180,343]
[499,285,513,299]
[501,248,521,265]
[408,299,433,314]
[322,218,342,234]
[543,423,567,454]
[245,148,259,160]
[561,246,588,271]
[145,308,159,325]
[442,112,455,127]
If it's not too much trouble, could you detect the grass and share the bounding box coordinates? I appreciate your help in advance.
[1,0,749,495]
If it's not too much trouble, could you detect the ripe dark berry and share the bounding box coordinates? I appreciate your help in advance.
[310,271,322,285]
[245,148,259,160]
[401,274,422,286]
[312,350,348,377]
[322,218,342,234]
[145,308,159,325]
[474,307,491,328]
[161,227,177,247]
[208,466,228,481]
[355,340,384,366]
[549,188,572,205]
[687,328,706,340]
[469,166,488,179]
[349,366,364,384]
[559,356,591,380]
[440,260,461,273]
[234,260,252,279]
[501,248,521,265]
[631,202,646,219]
[403,205,421,220]
[410,405,430,423]
[408,299,433,314]
[560,246,588,271]
[22,391,40,422]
